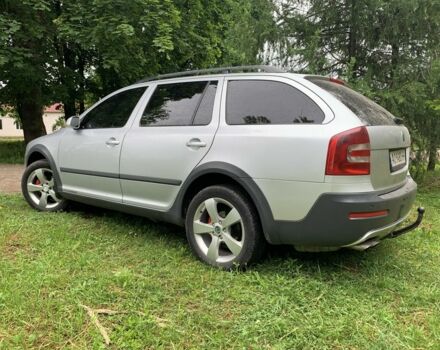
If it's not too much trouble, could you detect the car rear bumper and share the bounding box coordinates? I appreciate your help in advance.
[268,177,418,247]
[345,206,425,250]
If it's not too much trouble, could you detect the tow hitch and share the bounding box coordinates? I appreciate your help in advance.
[388,207,425,239]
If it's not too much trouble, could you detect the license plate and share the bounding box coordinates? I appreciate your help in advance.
[389,149,406,172]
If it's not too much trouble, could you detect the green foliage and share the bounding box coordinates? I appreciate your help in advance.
[0,1,59,142]
[220,0,277,65]
[0,105,17,120]
[52,116,66,132]
[0,139,25,164]
[52,0,275,97]
[0,1,55,105]
[1,0,274,142]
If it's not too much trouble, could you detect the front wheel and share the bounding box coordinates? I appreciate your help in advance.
[185,185,266,269]
[21,160,68,212]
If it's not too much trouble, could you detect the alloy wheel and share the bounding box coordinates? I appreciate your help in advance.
[26,168,62,209]
[192,197,244,264]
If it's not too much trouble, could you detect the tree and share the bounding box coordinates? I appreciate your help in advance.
[0,0,56,143]
[53,0,275,117]
[1,0,274,144]
[54,0,276,105]
[52,0,182,115]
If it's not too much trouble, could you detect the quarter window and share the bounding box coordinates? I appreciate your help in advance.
[226,80,325,125]
[193,82,217,125]
[81,87,146,129]
[140,81,216,127]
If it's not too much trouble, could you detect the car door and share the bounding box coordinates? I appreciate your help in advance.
[119,78,223,210]
[58,86,147,202]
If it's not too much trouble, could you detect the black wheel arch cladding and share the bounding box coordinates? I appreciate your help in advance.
[169,161,276,243]
[26,144,63,192]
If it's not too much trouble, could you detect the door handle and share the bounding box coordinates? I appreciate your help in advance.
[186,138,207,148]
[105,138,120,146]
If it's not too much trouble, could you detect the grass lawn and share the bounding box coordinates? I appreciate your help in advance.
[0,138,25,164]
[0,188,439,349]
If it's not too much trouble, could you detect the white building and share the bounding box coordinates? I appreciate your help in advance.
[0,103,64,137]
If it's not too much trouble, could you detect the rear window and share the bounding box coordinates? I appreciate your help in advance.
[306,77,396,126]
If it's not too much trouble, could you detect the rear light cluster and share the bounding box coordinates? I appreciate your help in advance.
[326,126,371,176]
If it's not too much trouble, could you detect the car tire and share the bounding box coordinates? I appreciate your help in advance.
[185,185,266,269]
[21,160,68,212]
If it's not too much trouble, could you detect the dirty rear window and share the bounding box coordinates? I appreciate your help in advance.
[306,77,396,126]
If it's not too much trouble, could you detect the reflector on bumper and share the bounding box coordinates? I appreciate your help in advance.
[348,210,389,220]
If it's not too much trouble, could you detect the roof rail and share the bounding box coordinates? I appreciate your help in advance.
[137,65,285,83]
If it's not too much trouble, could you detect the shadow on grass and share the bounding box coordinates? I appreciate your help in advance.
[67,200,187,241]
[265,244,381,273]
[64,200,388,278]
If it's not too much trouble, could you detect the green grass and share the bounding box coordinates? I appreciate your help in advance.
[0,190,439,349]
[0,138,25,164]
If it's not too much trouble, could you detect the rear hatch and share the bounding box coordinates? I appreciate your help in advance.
[306,77,410,191]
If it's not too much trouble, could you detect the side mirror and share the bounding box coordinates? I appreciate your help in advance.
[67,116,80,129]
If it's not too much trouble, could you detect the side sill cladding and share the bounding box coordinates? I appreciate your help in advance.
[26,145,63,192]
[168,162,279,244]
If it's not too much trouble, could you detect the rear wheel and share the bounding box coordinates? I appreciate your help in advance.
[185,185,266,269]
[21,160,68,211]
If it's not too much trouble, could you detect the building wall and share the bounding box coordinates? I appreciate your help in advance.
[0,112,64,137]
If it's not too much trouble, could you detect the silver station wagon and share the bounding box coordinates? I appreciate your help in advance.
[22,66,424,268]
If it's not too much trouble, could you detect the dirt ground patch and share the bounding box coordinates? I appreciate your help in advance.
[0,164,24,193]
[1,233,28,259]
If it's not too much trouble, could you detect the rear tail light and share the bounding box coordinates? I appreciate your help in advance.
[326,126,371,175]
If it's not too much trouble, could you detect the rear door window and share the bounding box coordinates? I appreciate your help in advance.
[226,80,325,125]
[306,77,396,126]
[140,81,216,127]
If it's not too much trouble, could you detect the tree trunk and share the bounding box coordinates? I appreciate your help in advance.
[53,0,76,119]
[390,43,399,86]
[427,141,438,171]
[62,43,77,120]
[347,0,358,79]
[63,96,76,120]
[17,88,47,144]
[78,50,86,113]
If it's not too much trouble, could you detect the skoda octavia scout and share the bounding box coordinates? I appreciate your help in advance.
[22,66,424,268]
